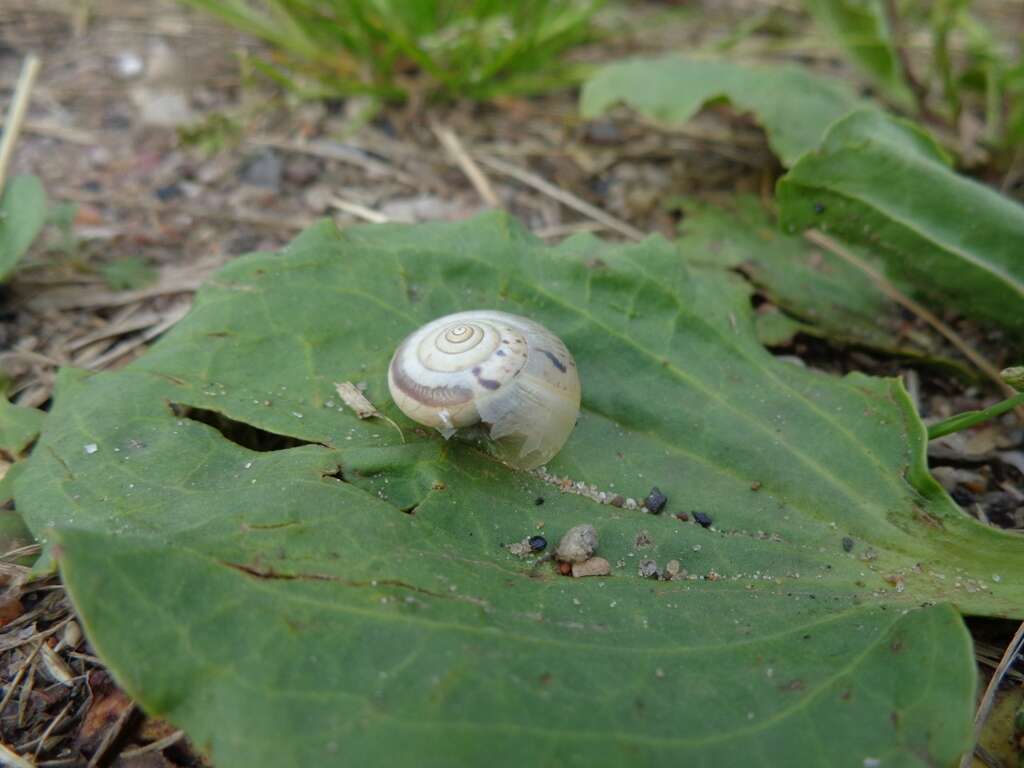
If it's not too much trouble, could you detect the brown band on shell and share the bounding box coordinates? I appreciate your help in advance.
[390,351,473,407]
[538,349,567,373]
[471,366,502,390]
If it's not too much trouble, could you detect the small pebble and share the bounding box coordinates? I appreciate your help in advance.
[665,559,681,578]
[638,559,659,579]
[555,524,599,564]
[154,183,182,202]
[505,539,531,557]
[693,511,713,528]
[84,443,98,455]
[750,481,762,491]
[674,512,690,522]
[528,535,547,552]
[609,495,626,508]
[634,530,652,548]
[240,148,282,188]
[841,536,855,553]
[534,497,545,506]
[558,561,572,576]
[644,486,668,514]
[572,557,611,578]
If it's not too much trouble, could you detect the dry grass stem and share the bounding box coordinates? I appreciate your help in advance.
[0,741,38,768]
[0,54,41,190]
[329,198,390,224]
[119,729,185,758]
[476,154,646,241]
[960,620,1024,768]
[21,120,93,146]
[249,135,421,187]
[84,303,190,370]
[54,187,311,232]
[84,699,136,768]
[430,119,501,207]
[31,701,72,759]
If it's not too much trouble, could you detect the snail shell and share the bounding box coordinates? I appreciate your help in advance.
[387,310,581,469]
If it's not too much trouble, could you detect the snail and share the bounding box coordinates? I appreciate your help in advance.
[387,310,581,469]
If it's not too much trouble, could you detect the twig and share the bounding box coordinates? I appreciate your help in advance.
[85,303,190,371]
[0,742,36,768]
[66,312,164,353]
[21,120,93,146]
[54,187,311,232]
[959,620,1024,768]
[533,221,605,240]
[249,135,420,187]
[430,119,500,208]
[85,700,137,768]
[31,701,72,759]
[475,154,647,241]
[803,230,1023,415]
[119,730,185,759]
[0,54,41,191]
[329,198,390,224]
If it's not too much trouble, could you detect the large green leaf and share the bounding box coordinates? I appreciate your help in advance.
[677,196,947,360]
[802,0,913,107]
[580,55,862,166]
[0,175,46,282]
[778,109,1024,343]
[17,214,1024,767]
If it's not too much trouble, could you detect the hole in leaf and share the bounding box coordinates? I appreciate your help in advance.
[170,403,325,451]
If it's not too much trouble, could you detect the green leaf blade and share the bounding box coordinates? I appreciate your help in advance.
[802,0,914,107]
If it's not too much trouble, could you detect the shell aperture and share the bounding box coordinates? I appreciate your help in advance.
[387,311,581,469]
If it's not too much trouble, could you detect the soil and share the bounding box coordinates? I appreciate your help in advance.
[1,0,1021,764]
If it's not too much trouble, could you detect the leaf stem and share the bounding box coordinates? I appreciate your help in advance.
[927,392,1024,440]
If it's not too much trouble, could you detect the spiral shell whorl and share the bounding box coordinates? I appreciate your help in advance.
[388,310,580,469]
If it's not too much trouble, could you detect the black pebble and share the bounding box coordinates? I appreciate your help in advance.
[155,183,182,202]
[528,535,547,552]
[813,202,826,214]
[644,487,668,514]
[841,536,854,553]
[693,511,713,528]
[534,497,545,506]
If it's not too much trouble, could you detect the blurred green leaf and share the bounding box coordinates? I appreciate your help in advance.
[580,55,862,166]
[181,0,602,101]
[802,0,913,107]
[778,110,1024,345]
[0,175,47,281]
[17,214,1024,767]
[101,257,158,291]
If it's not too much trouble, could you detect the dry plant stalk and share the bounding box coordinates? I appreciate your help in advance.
[0,54,41,190]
